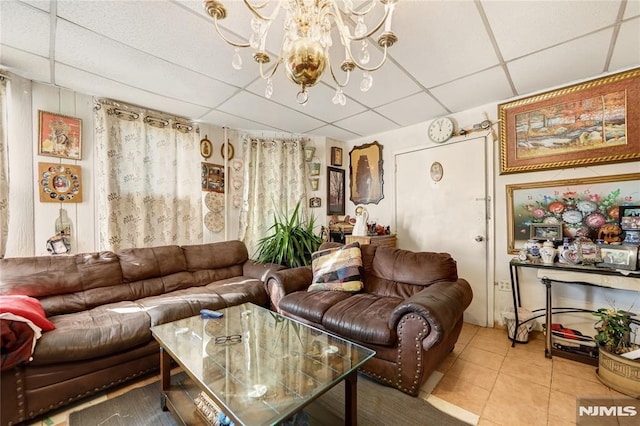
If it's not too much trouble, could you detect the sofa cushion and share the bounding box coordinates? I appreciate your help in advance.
[308,243,363,292]
[136,287,226,326]
[30,301,152,365]
[322,294,402,346]
[278,291,352,324]
[118,245,187,282]
[205,278,269,308]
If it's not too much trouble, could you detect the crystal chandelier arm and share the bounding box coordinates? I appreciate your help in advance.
[344,43,390,72]
[212,18,251,48]
[242,0,283,22]
[258,59,282,80]
[342,0,377,17]
[328,60,352,88]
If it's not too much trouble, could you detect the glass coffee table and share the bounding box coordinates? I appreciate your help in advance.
[151,302,375,425]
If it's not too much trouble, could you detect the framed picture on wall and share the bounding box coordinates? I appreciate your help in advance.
[330,147,343,166]
[327,167,345,215]
[201,162,226,193]
[38,110,82,160]
[349,141,384,205]
[498,67,640,174]
[38,162,83,203]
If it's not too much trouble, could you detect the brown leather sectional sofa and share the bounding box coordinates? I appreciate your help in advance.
[0,240,282,426]
[266,243,473,396]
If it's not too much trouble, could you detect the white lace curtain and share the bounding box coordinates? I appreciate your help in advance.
[94,99,202,252]
[0,76,7,258]
[239,137,308,258]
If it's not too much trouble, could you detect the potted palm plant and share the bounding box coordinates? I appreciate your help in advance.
[254,200,322,268]
[593,306,640,397]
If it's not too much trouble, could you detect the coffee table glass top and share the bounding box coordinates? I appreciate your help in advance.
[151,302,375,425]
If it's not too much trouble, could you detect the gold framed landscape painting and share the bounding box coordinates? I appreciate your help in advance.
[498,67,640,174]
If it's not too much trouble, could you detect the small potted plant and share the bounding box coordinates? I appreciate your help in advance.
[593,306,640,397]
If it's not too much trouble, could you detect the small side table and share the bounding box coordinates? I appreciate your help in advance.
[345,234,397,248]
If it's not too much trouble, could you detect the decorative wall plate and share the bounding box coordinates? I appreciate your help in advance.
[200,135,213,159]
[232,177,242,191]
[430,161,443,182]
[232,195,242,209]
[204,211,224,233]
[204,192,224,212]
[231,159,243,172]
[38,162,83,203]
[221,142,234,160]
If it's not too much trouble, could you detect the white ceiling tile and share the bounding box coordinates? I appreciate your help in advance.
[198,109,280,133]
[334,110,399,136]
[0,46,51,83]
[0,1,50,57]
[508,29,613,96]
[624,0,640,19]
[307,125,359,142]
[217,91,326,134]
[56,0,257,88]
[609,17,640,70]
[374,92,447,127]
[55,64,211,119]
[430,67,514,113]
[54,20,238,108]
[21,0,50,12]
[391,1,499,88]
[483,0,621,61]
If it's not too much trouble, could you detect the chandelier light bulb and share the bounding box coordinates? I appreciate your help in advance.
[232,48,242,70]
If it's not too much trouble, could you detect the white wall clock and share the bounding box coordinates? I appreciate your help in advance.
[428,117,455,143]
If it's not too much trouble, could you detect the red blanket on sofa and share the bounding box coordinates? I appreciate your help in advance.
[0,295,55,371]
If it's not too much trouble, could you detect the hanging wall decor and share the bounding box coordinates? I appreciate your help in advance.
[201,162,226,193]
[200,135,213,159]
[38,111,82,160]
[38,162,83,203]
[349,141,384,205]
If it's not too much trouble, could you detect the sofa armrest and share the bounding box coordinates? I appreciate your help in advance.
[389,279,473,349]
[242,260,285,281]
[265,267,313,312]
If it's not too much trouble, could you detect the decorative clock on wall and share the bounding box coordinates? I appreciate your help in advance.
[427,116,455,143]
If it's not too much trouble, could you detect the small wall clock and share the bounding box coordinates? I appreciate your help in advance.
[427,117,455,143]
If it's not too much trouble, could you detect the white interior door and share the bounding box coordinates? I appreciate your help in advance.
[395,138,489,326]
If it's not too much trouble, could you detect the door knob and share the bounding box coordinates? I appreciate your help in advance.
[475,235,484,242]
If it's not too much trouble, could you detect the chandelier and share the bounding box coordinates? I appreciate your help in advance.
[203,0,398,105]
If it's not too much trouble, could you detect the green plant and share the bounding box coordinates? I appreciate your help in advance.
[255,200,322,268]
[593,306,638,354]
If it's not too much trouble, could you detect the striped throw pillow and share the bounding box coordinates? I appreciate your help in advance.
[308,243,363,292]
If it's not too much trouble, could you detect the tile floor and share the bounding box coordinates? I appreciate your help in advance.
[25,323,627,426]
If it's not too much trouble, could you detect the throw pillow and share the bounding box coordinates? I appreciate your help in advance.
[0,295,55,331]
[308,243,363,292]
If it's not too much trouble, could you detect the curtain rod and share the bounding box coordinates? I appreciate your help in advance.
[94,97,198,132]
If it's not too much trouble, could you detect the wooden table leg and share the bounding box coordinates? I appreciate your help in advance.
[160,347,171,391]
[344,370,358,426]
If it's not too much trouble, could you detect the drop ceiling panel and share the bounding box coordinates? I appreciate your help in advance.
[198,109,280,133]
[374,92,447,127]
[0,46,51,83]
[508,28,614,96]
[309,125,359,142]
[391,1,499,88]
[54,20,238,108]
[217,91,325,134]
[624,0,640,18]
[0,1,50,57]
[334,110,399,136]
[55,64,211,119]
[609,17,640,70]
[483,0,621,61]
[430,67,514,113]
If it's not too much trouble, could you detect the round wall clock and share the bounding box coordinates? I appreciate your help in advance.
[200,135,213,159]
[427,117,455,143]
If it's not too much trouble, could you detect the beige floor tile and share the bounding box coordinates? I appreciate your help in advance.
[552,357,600,384]
[551,371,611,397]
[500,354,552,387]
[468,333,512,357]
[431,373,492,415]
[481,374,550,426]
[437,345,463,374]
[548,389,577,423]
[458,323,480,345]
[447,358,499,391]
[477,418,503,426]
[459,346,506,371]
[547,415,576,426]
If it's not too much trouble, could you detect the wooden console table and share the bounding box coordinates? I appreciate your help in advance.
[345,234,397,248]
[509,259,640,365]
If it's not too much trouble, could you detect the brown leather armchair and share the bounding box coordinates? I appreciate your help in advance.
[266,243,473,396]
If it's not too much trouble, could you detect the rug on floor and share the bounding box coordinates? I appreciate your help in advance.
[69,373,471,426]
